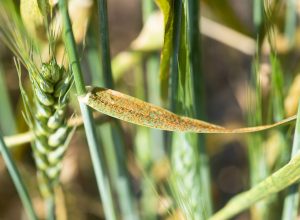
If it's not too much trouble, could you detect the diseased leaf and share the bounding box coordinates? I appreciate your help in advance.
[78,86,296,134]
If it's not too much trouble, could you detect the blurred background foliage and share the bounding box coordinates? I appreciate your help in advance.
[1,0,300,219]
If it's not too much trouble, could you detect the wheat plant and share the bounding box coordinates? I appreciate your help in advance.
[2,1,300,220]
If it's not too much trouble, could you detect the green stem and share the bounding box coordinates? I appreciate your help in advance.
[86,26,104,87]
[0,132,37,220]
[97,0,114,88]
[96,1,139,219]
[58,0,85,95]
[186,0,212,215]
[79,103,117,220]
[186,0,205,119]
[59,1,117,220]
[169,1,210,219]
[167,0,181,158]
[170,0,182,113]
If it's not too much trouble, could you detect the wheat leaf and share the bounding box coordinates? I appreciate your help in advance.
[155,0,174,100]
[78,86,296,134]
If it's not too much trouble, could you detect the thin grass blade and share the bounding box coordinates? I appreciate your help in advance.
[0,132,38,220]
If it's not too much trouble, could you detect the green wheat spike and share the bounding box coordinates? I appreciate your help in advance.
[30,60,73,198]
[0,1,73,199]
[16,57,73,198]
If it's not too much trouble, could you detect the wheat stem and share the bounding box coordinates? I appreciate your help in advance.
[59,1,118,219]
